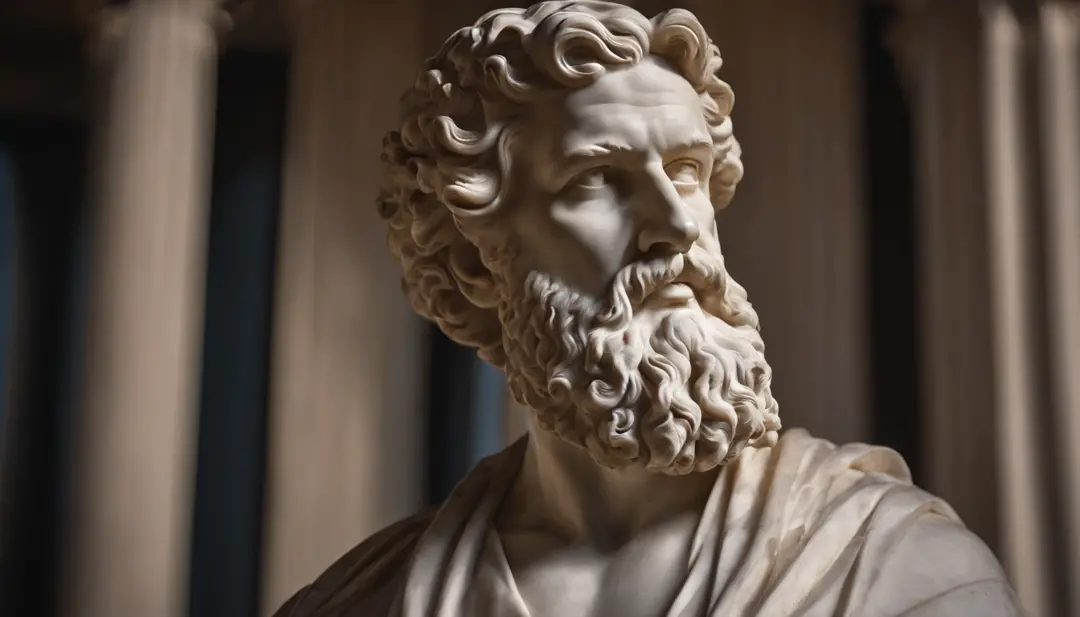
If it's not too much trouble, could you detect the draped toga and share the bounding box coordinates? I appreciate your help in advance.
[273,429,1021,617]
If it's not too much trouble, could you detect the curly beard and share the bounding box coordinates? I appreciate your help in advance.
[497,243,781,475]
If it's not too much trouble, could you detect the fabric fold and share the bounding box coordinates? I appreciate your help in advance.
[276,429,1017,617]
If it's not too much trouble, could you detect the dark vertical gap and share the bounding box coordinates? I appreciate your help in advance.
[188,52,288,617]
[425,329,478,505]
[862,5,923,484]
[471,360,505,464]
[0,115,88,617]
[424,326,506,506]
[0,145,14,431]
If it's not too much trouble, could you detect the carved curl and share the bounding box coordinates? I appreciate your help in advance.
[377,1,744,367]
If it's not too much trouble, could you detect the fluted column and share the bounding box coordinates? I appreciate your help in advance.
[892,2,1080,614]
[1039,3,1080,613]
[982,5,1052,614]
[61,1,226,616]
[260,0,426,612]
[889,0,1002,548]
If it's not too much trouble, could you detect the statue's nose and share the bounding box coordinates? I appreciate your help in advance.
[636,173,700,254]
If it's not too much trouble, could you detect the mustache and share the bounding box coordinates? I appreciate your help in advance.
[594,244,727,329]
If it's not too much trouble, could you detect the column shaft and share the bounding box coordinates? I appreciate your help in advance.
[63,1,222,616]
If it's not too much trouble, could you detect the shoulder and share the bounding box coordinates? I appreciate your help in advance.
[756,428,917,496]
[270,506,437,617]
[765,431,1020,616]
[271,438,530,617]
[731,429,931,550]
[860,511,1022,616]
[756,431,1020,615]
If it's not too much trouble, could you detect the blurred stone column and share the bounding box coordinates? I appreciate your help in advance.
[893,2,1080,614]
[981,4,1051,614]
[1039,3,1080,613]
[61,2,226,617]
[889,0,1002,548]
[260,0,426,612]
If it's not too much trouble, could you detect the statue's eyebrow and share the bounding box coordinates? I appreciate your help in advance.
[561,136,713,162]
[550,136,713,186]
[665,137,714,159]
[552,141,636,187]
[561,141,635,161]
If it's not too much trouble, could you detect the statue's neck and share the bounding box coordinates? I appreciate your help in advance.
[497,415,720,548]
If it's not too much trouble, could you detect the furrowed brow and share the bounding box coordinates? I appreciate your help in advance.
[667,137,714,157]
[562,141,635,161]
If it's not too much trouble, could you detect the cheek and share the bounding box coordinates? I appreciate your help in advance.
[551,198,636,267]
[684,191,718,238]
[509,193,635,295]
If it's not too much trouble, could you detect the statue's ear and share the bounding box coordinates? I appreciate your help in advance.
[449,240,501,309]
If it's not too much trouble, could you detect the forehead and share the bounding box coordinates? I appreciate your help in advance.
[521,57,710,169]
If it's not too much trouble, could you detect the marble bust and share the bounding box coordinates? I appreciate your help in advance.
[274,2,1021,616]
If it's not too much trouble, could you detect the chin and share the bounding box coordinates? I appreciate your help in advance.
[502,260,782,476]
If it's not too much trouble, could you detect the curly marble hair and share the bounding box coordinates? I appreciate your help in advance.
[377,1,744,368]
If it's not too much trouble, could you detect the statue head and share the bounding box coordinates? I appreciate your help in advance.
[378,0,780,475]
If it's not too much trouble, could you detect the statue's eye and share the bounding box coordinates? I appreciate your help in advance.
[569,167,609,191]
[666,159,702,191]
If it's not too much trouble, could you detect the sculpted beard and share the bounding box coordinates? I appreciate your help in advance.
[498,243,782,475]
